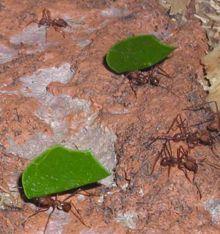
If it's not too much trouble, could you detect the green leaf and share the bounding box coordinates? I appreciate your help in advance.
[106,35,175,73]
[22,145,110,199]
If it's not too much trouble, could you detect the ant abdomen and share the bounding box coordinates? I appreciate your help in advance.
[183,160,198,173]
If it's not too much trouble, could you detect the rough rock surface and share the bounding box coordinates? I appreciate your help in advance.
[0,0,219,233]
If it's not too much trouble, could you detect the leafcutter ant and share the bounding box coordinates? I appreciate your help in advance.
[27,8,68,42]
[185,101,220,132]
[22,191,91,233]
[185,101,220,157]
[145,113,220,158]
[150,141,202,198]
[125,65,173,96]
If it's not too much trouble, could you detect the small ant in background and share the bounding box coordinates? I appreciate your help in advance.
[125,65,173,96]
[185,101,220,133]
[27,8,68,41]
[22,191,91,233]
[185,101,220,157]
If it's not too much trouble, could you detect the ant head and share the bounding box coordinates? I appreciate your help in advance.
[62,202,71,212]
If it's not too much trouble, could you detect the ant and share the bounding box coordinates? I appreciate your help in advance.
[185,101,220,156]
[27,8,68,41]
[185,101,220,132]
[125,65,173,96]
[150,141,203,198]
[22,192,90,234]
[145,113,220,158]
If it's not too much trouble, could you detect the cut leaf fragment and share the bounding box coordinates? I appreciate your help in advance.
[22,145,110,199]
[106,35,175,73]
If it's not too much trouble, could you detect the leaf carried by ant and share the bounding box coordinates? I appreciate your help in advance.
[106,35,175,73]
[22,145,110,199]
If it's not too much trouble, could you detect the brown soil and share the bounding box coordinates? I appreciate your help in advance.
[0,0,219,233]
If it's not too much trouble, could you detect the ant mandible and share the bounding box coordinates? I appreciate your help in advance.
[22,193,90,234]
[27,8,68,42]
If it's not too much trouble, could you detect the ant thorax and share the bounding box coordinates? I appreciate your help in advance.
[173,132,184,142]
[127,71,148,86]
[39,18,51,27]
[149,76,159,86]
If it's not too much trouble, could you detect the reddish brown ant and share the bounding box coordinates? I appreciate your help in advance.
[27,8,68,41]
[145,113,220,158]
[150,139,220,198]
[22,192,90,233]
[125,65,173,96]
[185,101,220,157]
[150,141,204,198]
[185,101,220,132]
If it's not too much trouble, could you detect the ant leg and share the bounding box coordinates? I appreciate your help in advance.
[157,83,179,98]
[144,136,160,148]
[53,26,66,38]
[194,181,202,199]
[184,101,217,121]
[76,190,99,197]
[70,201,90,228]
[151,141,168,175]
[177,145,190,163]
[22,208,49,227]
[26,19,38,27]
[43,207,55,234]
[62,191,78,202]
[178,166,192,183]
[177,115,188,135]
[164,141,173,178]
[166,114,182,134]
[150,154,161,175]
[157,66,172,78]
[128,79,137,97]
[167,165,172,178]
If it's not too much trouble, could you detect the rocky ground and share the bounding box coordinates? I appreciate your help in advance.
[0,0,219,233]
